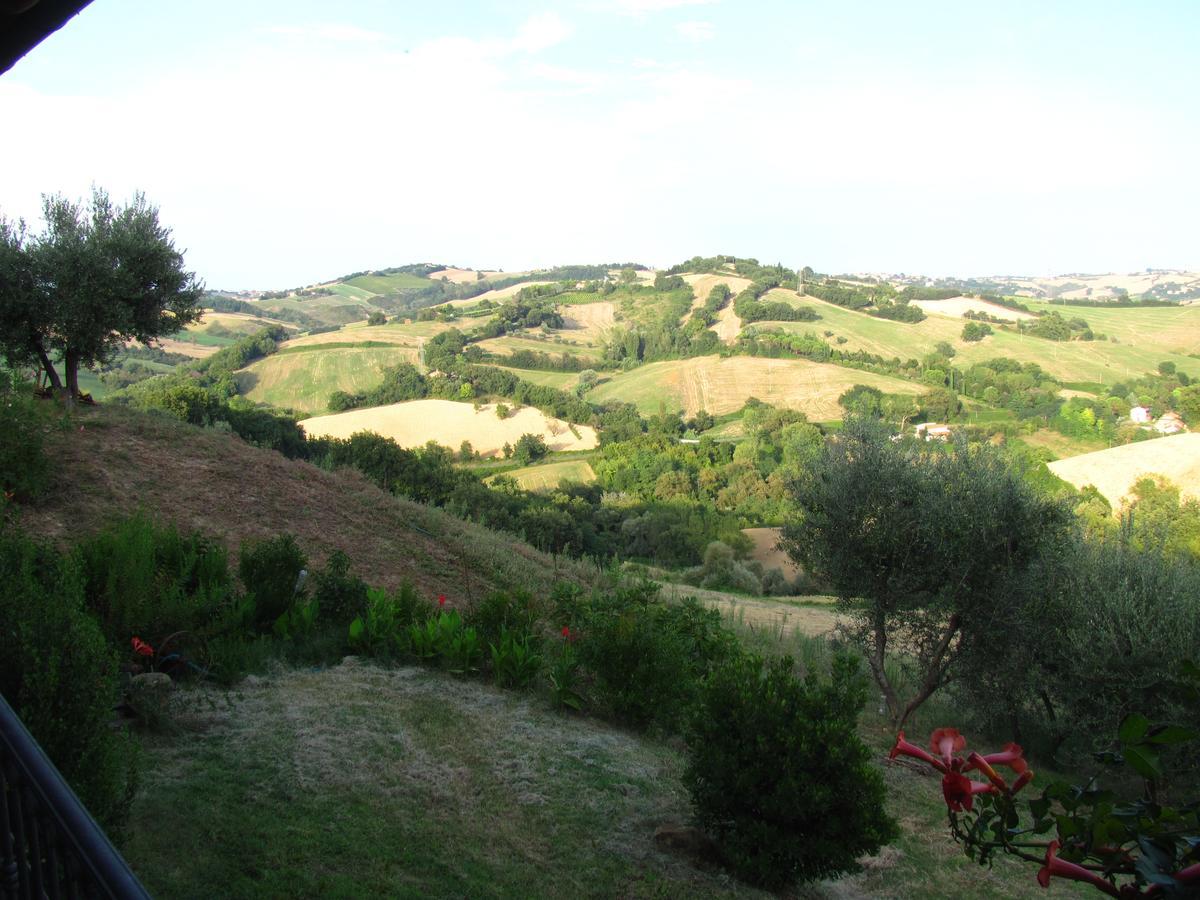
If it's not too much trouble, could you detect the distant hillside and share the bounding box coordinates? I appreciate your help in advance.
[1047,432,1200,507]
[15,404,592,598]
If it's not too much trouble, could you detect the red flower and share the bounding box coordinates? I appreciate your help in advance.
[930,727,966,767]
[1010,769,1034,795]
[131,636,154,657]
[965,751,1011,792]
[979,742,1028,774]
[1037,841,1120,898]
[1174,863,1200,886]
[889,730,948,773]
[438,594,446,607]
[561,625,577,643]
[941,771,994,812]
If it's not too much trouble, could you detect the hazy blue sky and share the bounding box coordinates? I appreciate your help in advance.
[2,0,1197,287]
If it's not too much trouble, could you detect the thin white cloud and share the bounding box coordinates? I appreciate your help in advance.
[611,0,717,16]
[266,23,389,43]
[510,12,573,53]
[675,20,715,41]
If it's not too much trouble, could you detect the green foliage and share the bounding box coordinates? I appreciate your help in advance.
[547,641,585,711]
[348,583,428,657]
[0,529,136,828]
[73,512,234,644]
[366,310,387,326]
[512,432,548,464]
[238,534,307,633]
[490,628,543,689]
[783,417,1072,727]
[962,320,993,342]
[572,585,740,731]
[309,550,369,621]
[685,653,897,889]
[0,373,49,500]
[0,188,204,398]
[683,541,762,594]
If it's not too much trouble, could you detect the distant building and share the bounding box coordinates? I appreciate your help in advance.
[1130,406,1152,424]
[1154,412,1187,435]
[915,422,952,442]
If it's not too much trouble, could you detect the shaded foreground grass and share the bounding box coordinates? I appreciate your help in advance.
[121,658,1086,899]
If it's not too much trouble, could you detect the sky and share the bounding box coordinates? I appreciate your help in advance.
[1,0,1198,288]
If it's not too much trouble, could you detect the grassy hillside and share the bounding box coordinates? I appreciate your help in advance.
[345,271,432,294]
[1046,432,1200,506]
[14,404,590,598]
[237,346,420,414]
[761,290,1200,383]
[490,458,597,490]
[587,355,923,418]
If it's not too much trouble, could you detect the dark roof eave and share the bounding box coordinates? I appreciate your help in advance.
[1,0,95,77]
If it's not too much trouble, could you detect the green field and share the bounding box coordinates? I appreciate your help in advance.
[1022,300,1200,356]
[477,335,601,360]
[762,291,1200,384]
[489,459,597,490]
[257,294,378,328]
[345,272,431,294]
[324,282,375,301]
[237,346,419,414]
[486,366,580,390]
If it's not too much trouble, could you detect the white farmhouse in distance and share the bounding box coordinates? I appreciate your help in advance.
[1130,405,1152,424]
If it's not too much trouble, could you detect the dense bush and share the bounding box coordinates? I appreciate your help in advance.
[685,653,897,889]
[310,550,369,621]
[0,530,136,828]
[238,534,308,633]
[0,373,49,500]
[74,513,234,644]
[570,585,739,731]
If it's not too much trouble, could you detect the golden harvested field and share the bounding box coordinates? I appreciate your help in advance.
[283,320,450,350]
[490,459,597,490]
[427,267,495,284]
[1009,271,1200,300]
[439,281,554,307]
[680,272,754,303]
[238,347,420,414]
[1047,432,1200,506]
[909,296,1035,321]
[589,355,922,418]
[300,400,598,457]
[741,527,802,579]
[150,337,218,358]
[561,301,615,340]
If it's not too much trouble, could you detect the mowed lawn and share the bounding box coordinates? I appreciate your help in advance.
[489,459,597,490]
[587,355,922,418]
[237,346,419,414]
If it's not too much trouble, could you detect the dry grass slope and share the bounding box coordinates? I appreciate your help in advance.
[300,399,598,457]
[1046,432,1200,507]
[15,404,591,598]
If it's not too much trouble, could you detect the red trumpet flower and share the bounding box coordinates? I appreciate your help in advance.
[131,636,154,657]
[941,770,995,813]
[930,727,966,767]
[979,742,1029,774]
[889,730,948,773]
[1036,841,1120,898]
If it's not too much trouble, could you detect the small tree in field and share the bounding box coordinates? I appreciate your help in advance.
[781,417,1071,728]
[367,310,387,326]
[0,189,203,403]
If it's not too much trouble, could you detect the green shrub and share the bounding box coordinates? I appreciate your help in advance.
[238,533,307,633]
[310,550,368,622]
[0,530,136,828]
[491,628,543,689]
[685,653,897,889]
[348,583,430,658]
[467,590,541,647]
[576,585,740,731]
[0,374,49,501]
[74,513,234,644]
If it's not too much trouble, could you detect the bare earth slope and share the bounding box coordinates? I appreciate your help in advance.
[1047,432,1200,507]
[16,404,590,598]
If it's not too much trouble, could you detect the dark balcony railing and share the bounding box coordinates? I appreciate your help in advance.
[0,692,150,899]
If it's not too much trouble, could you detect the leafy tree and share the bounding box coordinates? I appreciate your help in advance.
[961,321,993,342]
[512,432,549,465]
[781,417,1071,727]
[0,189,203,402]
[367,310,387,326]
[838,384,884,418]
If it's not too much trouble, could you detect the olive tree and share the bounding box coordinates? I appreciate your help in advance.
[781,417,1071,728]
[0,189,203,402]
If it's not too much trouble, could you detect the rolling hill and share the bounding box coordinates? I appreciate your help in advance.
[1046,432,1200,506]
